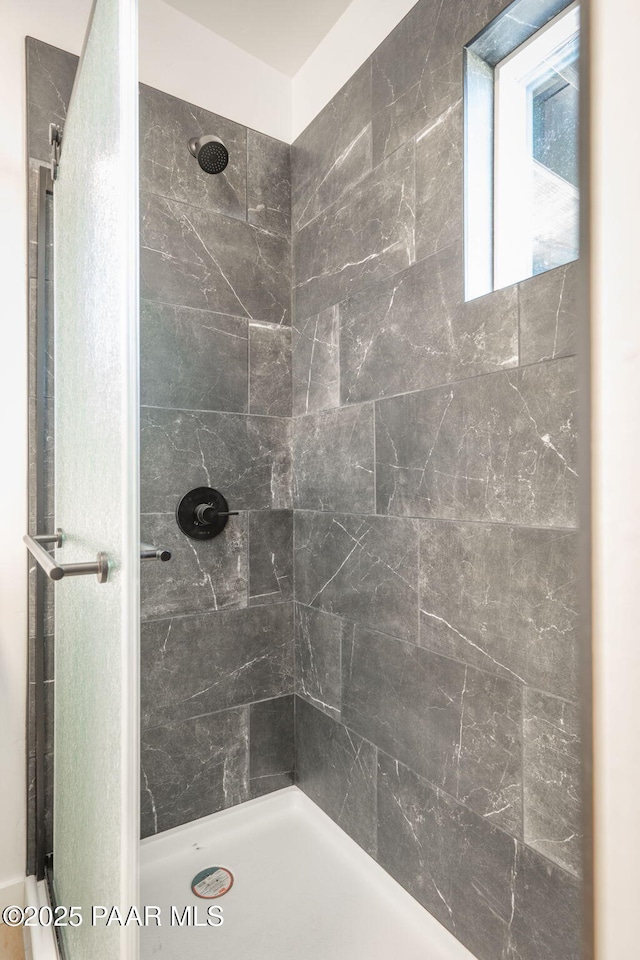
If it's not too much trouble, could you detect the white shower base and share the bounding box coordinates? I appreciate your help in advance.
[140,786,476,960]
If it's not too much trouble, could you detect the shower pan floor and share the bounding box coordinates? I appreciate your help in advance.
[140,786,475,960]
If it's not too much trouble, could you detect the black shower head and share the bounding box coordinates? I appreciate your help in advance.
[188,135,229,174]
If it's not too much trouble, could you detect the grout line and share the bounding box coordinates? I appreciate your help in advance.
[291,507,579,533]
[293,600,580,706]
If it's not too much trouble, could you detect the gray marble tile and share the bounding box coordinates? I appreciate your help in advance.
[343,625,521,831]
[519,262,578,365]
[249,695,295,782]
[28,160,53,282]
[470,0,571,67]
[140,512,248,620]
[377,752,517,960]
[419,521,578,700]
[371,0,506,163]
[139,83,247,221]
[28,563,55,642]
[26,38,78,163]
[248,510,293,606]
[292,308,340,416]
[339,245,518,405]
[415,101,463,260]
[28,678,54,759]
[293,405,375,513]
[140,192,291,324]
[140,707,249,837]
[343,627,465,789]
[141,604,293,729]
[523,690,582,877]
[28,396,55,531]
[26,756,36,875]
[28,632,55,685]
[140,406,291,513]
[28,280,54,401]
[295,603,348,720]
[376,357,578,527]
[294,512,419,642]
[292,62,372,232]
[293,142,415,320]
[43,751,53,856]
[453,669,523,836]
[140,300,248,412]
[249,323,292,417]
[250,772,294,799]
[248,130,291,238]
[295,697,377,856]
[509,841,582,960]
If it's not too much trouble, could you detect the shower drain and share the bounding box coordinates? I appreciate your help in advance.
[191,866,234,899]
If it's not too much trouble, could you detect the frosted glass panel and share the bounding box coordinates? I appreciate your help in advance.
[53,0,139,958]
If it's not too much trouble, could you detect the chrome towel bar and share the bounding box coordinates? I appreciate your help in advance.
[24,530,108,583]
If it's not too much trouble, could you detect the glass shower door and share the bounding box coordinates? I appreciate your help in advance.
[52,0,139,956]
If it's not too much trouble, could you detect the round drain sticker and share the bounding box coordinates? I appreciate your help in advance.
[191,866,234,899]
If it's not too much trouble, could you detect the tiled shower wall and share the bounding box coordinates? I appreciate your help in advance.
[26,7,585,957]
[291,1,582,959]
[25,38,296,860]
[137,83,294,836]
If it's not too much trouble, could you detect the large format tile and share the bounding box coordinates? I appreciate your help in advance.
[415,101,463,260]
[295,697,377,856]
[140,301,248,412]
[292,308,340,416]
[140,707,249,837]
[294,512,419,642]
[370,0,507,163]
[293,142,415,320]
[140,406,291,513]
[523,690,582,877]
[339,244,518,405]
[140,512,247,620]
[28,160,53,282]
[139,84,247,220]
[247,129,291,238]
[249,695,295,798]
[28,279,54,400]
[292,62,372,232]
[140,603,294,729]
[343,628,465,788]
[26,38,78,163]
[343,627,522,831]
[377,753,516,960]
[509,841,582,960]
[419,521,578,700]
[295,603,349,720]
[28,396,54,531]
[248,510,293,606]
[519,261,578,365]
[249,323,292,418]
[293,405,375,513]
[140,192,291,324]
[453,668,523,836]
[376,357,578,527]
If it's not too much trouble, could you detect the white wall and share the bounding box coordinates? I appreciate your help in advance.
[292,0,418,139]
[590,0,640,955]
[139,0,291,141]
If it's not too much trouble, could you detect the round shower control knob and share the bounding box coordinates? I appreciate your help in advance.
[175,487,239,540]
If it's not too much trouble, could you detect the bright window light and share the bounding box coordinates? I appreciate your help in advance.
[494,3,580,289]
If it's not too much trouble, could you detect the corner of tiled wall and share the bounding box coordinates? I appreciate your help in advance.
[290,2,582,959]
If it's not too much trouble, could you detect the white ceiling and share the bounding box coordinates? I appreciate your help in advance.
[163,0,355,76]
